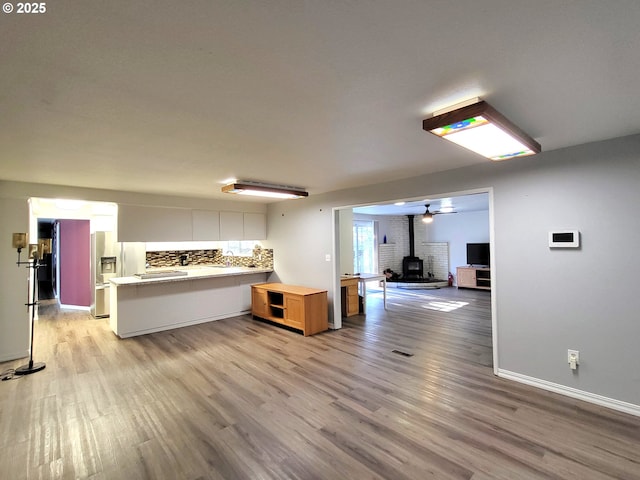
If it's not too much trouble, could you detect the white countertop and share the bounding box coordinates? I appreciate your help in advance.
[110,265,272,286]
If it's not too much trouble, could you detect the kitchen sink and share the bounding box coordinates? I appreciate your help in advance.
[134,270,188,279]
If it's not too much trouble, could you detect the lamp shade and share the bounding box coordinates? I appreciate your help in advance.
[423,100,541,160]
[12,233,28,249]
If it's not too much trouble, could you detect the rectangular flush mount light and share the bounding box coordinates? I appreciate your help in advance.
[222,181,309,199]
[422,99,541,160]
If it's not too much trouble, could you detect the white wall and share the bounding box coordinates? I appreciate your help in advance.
[0,196,30,362]
[338,209,354,275]
[427,209,490,282]
[494,138,640,407]
[354,213,454,278]
[264,134,640,410]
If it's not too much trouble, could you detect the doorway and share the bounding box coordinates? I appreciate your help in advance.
[29,198,118,310]
[332,188,497,373]
[37,219,56,300]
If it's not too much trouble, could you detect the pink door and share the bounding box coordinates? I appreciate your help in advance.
[58,219,91,307]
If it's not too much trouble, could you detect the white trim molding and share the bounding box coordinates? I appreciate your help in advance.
[498,369,640,418]
[58,305,91,311]
[0,349,29,363]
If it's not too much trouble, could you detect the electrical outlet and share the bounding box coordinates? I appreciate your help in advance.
[567,349,579,365]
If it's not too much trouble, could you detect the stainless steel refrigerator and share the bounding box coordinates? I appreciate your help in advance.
[118,241,146,277]
[91,232,146,318]
[90,231,117,318]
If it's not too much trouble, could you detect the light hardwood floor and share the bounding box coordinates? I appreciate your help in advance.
[1,287,639,479]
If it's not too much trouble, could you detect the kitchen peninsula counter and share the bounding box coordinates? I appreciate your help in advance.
[111,265,272,286]
[109,266,272,338]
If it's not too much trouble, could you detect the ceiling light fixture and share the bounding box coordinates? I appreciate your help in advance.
[422,205,434,224]
[222,181,309,199]
[422,98,541,160]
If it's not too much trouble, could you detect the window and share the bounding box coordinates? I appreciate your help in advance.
[353,220,377,274]
[220,240,259,257]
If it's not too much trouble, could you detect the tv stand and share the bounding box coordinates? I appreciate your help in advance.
[456,266,490,290]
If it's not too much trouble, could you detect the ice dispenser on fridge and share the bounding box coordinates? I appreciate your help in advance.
[100,256,117,282]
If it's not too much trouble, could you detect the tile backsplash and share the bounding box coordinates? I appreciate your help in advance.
[146,248,273,269]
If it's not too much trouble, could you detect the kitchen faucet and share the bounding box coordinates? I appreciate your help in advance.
[225,251,234,267]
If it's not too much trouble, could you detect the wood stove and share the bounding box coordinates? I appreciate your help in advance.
[402,256,423,279]
[402,215,424,279]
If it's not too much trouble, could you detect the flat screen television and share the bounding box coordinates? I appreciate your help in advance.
[466,243,490,266]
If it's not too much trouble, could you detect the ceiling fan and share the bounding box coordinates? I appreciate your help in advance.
[421,204,457,223]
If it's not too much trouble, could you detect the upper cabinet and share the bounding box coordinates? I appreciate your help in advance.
[219,211,244,240]
[219,211,266,240]
[192,210,220,241]
[243,212,266,240]
[118,205,192,242]
[118,205,266,242]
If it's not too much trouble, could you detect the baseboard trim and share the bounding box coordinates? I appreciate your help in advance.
[0,349,29,363]
[498,369,640,417]
[115,309,252,339]
[58,304,91,311]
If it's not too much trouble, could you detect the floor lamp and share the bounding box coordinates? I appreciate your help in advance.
[12,234,46,375]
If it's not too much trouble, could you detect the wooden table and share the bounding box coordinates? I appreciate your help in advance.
[357,273,387,313]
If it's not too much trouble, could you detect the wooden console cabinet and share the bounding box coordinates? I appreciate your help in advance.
[251,283,328,336]
[456,266,491,290]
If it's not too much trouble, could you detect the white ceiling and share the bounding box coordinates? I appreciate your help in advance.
[1,1,639,202]
[353,193,488,217]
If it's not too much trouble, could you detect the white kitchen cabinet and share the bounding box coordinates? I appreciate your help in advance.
[119,205,265,242]
[192,210,220,241]
[243,212,266,240]
[219,211,266,240]
[219,211,244,240]
[118,205,192,242]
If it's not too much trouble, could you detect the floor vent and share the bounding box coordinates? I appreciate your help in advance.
[391,349,414,357]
